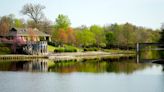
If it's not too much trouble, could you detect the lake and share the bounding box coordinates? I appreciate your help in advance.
[0,56,164,92]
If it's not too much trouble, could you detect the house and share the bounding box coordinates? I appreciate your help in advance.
[0,27,51,55]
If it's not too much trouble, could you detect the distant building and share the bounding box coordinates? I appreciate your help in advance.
[0,27,51,55]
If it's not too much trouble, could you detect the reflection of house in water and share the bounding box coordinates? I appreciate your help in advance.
[0,27,51,55]
[23,59,48,72]
[0,59,48,72]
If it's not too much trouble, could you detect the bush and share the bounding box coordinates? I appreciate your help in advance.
[0,47,11,54]
[54,47,65,53]
[83,47,99,51]
[65,47,77,52]
[48,41,62,47]
[54,46,78,52]
[65,45,78,52]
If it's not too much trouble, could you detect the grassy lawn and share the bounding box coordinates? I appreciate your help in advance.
[48,44,135,54]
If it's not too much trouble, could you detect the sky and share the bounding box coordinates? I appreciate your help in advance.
[0,0,164,29]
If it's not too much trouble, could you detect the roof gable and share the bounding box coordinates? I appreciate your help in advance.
[9,27,50,37]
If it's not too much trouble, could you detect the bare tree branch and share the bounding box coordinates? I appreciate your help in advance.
[20,3,45,25]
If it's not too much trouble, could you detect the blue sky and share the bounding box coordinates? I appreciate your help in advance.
[0,0,163,29]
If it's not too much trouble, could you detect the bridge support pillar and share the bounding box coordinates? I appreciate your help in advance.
[136,43,140,63]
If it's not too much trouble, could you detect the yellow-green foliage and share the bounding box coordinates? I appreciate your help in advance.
[48,44,82,53]
[48,45,56,52]
[47,60,55,67]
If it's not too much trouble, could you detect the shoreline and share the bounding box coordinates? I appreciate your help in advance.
[0,51,135,61]
[48,51,135,61]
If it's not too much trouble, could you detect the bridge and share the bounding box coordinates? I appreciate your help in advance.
[136,43,164,63]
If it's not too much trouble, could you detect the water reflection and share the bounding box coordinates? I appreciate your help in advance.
[48,57,153,74]
[0,57,163,74]
[0,59,48,72]
[23,59,48,72]
[137,50,164,63]
[0,57,164,92]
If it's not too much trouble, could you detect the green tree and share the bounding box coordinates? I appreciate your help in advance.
[90,25,106,47]
[151,30,160,42]
[112,24,124,47]
[14,19,25,28]
[54,14,71,30]
[76,29,95,47]
[122,23,134,45]
[106,31,114,48]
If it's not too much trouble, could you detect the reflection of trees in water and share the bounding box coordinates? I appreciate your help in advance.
[48,58,151,74]
[106,61,148,74]
[0,61,13,71]
[158,51,164,59]
[139,46,164,60]
[0,58,155,73]
[141,50,160,60]
[0,59,48,72]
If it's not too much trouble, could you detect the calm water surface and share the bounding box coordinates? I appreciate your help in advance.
[0,57,164,92]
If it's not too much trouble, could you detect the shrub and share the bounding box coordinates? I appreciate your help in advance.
[64,45,78,52]
[48,41,62,47]
[0,47,11,54]
[54,48,65,53]
[54,46,78,52]
[65,47,77,52]
[83,47,99,51]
